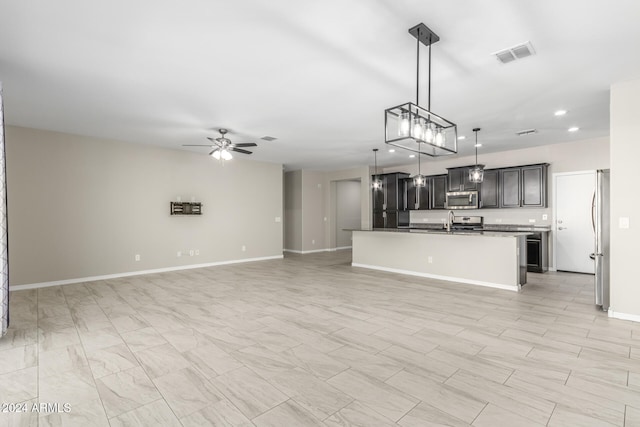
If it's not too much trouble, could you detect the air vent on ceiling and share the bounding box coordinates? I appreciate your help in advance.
[516,129,538,136]
[494,41,536,64]
[261,136,277,141]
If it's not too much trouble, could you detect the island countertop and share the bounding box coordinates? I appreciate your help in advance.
[348,228,532,238]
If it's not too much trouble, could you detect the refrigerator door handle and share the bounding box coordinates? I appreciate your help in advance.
[591,190,596,233]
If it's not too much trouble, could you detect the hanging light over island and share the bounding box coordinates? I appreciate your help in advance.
[384,23,457,157]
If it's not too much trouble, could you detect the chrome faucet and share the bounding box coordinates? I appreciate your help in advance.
[446,210,455,232]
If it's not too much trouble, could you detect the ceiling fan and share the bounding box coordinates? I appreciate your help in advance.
[183,128,257,160]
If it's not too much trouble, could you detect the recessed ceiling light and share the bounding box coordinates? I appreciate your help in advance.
[554,110,567,116]
[458,136,466,140]
[568,127,579,132]
[409,154,416,158]
[388,149,395,153]
[474,144,483,148]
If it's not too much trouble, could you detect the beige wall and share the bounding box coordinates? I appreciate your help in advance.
[610,79,640,318]
[284,170,302,251]
[6,126,283,286]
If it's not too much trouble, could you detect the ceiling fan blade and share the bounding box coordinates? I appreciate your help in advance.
[231,143,258,147]
[209,149,219,156]
[183,144,215,147]
[230,147,252,155]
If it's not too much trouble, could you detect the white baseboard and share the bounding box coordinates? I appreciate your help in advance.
[284,247,351,254]
[608,309,640,323]
[10,255,284,291]
[351,263,520,292]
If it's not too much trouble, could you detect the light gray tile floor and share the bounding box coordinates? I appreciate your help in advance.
[1,250,639,426]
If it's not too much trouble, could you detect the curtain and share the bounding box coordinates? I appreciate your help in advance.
[0,82,8,337]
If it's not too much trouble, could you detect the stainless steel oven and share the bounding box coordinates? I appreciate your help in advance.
[446,191,479,209]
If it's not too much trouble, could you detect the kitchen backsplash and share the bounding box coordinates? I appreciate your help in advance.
[410,208,553,227]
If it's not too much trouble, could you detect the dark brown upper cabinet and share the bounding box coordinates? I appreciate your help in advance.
[499,164,548,208]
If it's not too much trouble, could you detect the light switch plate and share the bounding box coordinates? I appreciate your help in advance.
[542,214,548,220]
[619,217,630,229]
[275,217,281,223]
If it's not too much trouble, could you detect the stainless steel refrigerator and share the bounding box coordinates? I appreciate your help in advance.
[591,169,610,311]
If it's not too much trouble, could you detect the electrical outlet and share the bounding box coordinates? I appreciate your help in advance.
[619,217,630,229]
[241,245,246,251]
[195,249,199,255]
[428,256,433,264]
[542,214,548,221]
[177,251,182,257]
[275,217,281,223]
[423,218,429,222]
[312,239,315,245]
[189,250,194,256]
[135,254,140,262]
[529,219,536,223]
[176,196,182,202]
[495,218,502,223]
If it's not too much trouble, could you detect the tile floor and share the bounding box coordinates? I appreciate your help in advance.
[1,250,639,426]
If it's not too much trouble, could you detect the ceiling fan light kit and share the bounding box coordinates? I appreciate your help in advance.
[183,128,258,163]
[385,23,457,157]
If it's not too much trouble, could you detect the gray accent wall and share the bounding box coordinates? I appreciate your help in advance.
[5,126,283,286]
[335,180,361,248]
[284,170,302,252]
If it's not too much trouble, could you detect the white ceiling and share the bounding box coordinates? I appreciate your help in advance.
[1,0,639,170]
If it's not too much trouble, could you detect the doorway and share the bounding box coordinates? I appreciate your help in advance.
[554,171,596,273]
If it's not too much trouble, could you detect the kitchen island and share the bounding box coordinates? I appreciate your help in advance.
[351,229,529,291]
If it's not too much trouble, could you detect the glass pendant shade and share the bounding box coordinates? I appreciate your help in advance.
[399,112,410,137]
[413,174,426,187]
[469,166,484,183]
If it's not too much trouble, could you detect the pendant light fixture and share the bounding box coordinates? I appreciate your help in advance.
[411,142,426,187]
[469,127,485,183]
[372,148,382,190]
[385,23,457,157]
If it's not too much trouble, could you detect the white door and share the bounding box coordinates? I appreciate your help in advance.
[554,171,596,273]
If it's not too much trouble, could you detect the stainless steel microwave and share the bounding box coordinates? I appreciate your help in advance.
[446,191,480,209]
